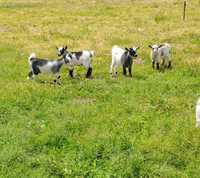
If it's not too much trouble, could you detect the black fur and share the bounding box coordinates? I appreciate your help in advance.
[51,61,64,73]
[73,51,82,60]
[32,58,48,66]
[32,64,40,75]
[128,66,132,77]
[152,61,155,68]
[121,51,134,77]
[168,61,172,69]
[156,62,159,70]
[129,48,137,57]
[58,48,66,56]
[28,71,34,78]
[28,56,64,83]
[123,66,127,75]
[86,67,92,78]
[69,69,74,77]
[54,75,61,84]
[58,47,94,79]
[30,59,48,75]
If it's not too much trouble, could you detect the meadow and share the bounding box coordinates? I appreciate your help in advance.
[0,0,200,177]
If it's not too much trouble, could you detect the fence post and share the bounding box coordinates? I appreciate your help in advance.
[183,0,187,20]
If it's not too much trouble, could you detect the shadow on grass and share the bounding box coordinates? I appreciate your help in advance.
[133,74,147,81]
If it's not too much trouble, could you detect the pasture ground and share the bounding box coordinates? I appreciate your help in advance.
[0,0,200,177]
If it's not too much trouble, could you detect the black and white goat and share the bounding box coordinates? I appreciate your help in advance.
[110,45,139,77]
[28,53,67,84]
[57,46,94,78]
[149,43,172,70]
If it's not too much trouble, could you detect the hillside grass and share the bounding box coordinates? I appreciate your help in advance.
[0,0,200,177]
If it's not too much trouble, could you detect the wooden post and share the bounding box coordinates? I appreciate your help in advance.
[183,0,186,20]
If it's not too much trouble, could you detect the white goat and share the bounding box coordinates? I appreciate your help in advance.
[110,45,139,77]
[149,43,172,70]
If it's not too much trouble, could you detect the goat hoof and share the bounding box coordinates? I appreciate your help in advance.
[68,74,74,78]
[86,76,92,79]
[27,77,33,80]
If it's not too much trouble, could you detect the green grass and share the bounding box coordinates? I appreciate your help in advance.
[0,0,200,177]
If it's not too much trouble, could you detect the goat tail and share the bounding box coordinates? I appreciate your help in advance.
[28,53,36,62]
[90,51,95,58]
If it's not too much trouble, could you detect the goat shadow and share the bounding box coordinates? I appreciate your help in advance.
[132,74,147,81]
[32,79,61,86]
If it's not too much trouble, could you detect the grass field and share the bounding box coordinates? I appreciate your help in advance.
[0,0,200,177]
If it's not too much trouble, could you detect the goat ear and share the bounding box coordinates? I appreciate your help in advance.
[148,45,152,49]
[158,44,164,48]
[64,45,68,50]
[125,48,129,51]
[56,46,59,50]
[136,47,140,50]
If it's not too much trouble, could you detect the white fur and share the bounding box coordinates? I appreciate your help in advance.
[90,50,95,57]
[110,45,138,76]
[57,46,94,69]
[110,45,125,75]
[28,53,36,64]
[29,53,36,60]
[38,61,59,74]
[150,43,171,67]
[68,50,93,68]
[57,46,94,78]
[196,98,200,127]
[28,53,64,81]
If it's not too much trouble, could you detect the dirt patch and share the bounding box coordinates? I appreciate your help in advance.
[0,26,9,33]
[73,97,96,105]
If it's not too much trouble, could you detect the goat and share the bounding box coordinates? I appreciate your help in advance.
[110,45,139,77]
[196,98,200,128]
[57,46,94,78]
[28,53,67,84]
[149,43,172,70]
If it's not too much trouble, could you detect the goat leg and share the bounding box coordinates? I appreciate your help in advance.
[69,69,74,78]
[53,75,61,85]
[168,61,172,69]
[123,66,127,76]
[86,67,92,78]
[128,66,132,77]
[156,62,159,70]
[152,61,155,68]
[28,71,35,79]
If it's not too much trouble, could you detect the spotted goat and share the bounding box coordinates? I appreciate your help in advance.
[28,53,67,84]
[57,46,95,78]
